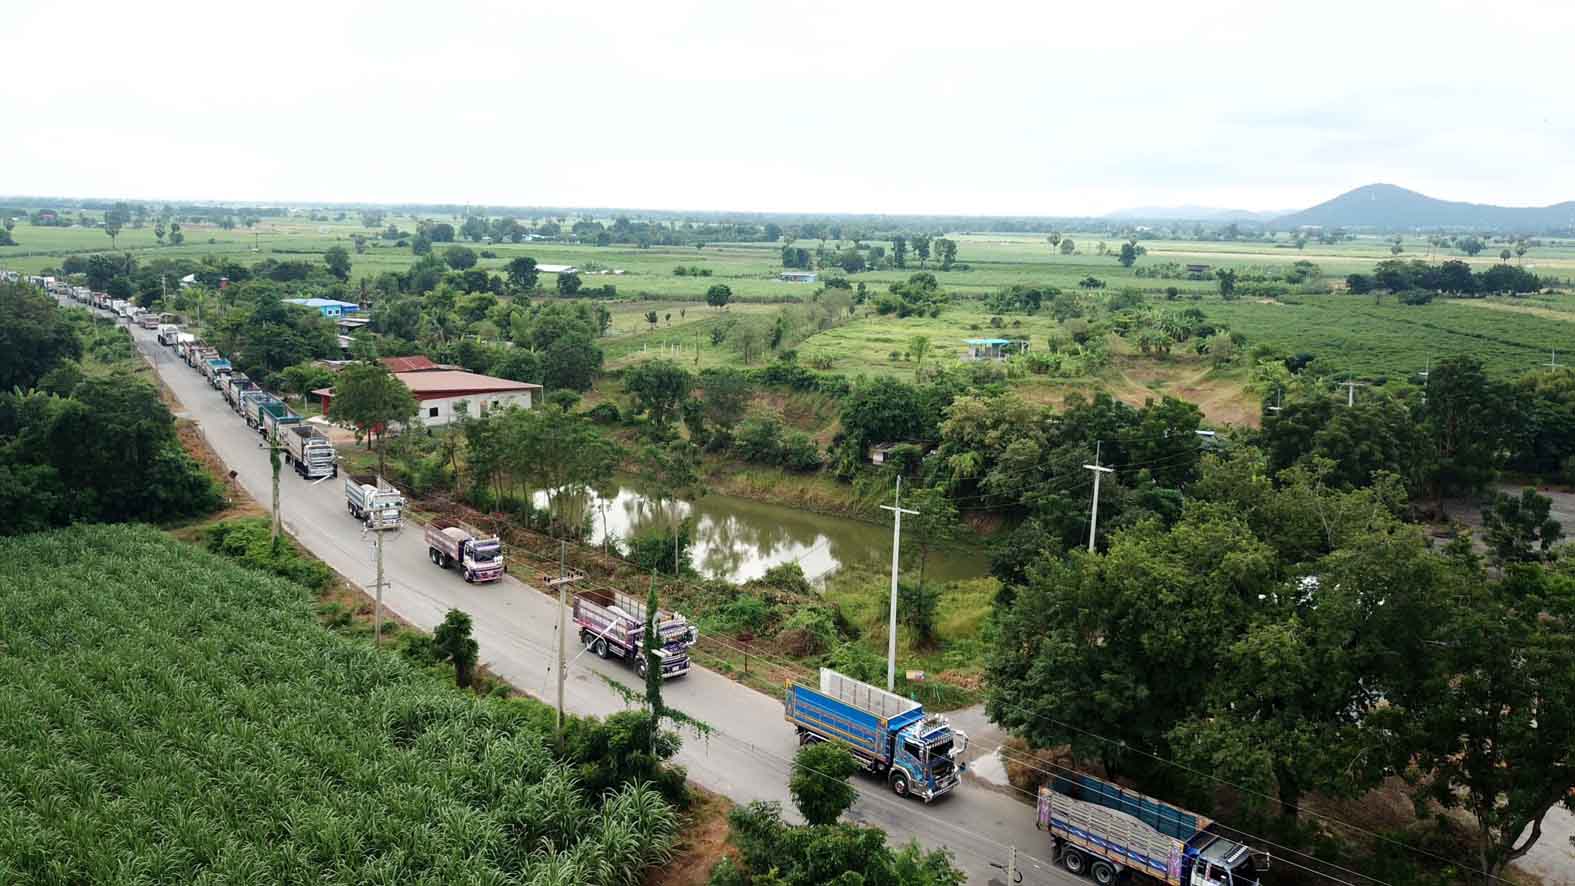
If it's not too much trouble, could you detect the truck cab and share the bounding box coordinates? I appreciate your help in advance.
[448,528,502,582]
[1188,836,1265,886]
[889,716,964,801]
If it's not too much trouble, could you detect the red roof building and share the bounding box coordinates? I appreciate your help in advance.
[315,369,541,427]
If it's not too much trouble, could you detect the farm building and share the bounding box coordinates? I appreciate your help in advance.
[284,297,361,318]
[961,338,1030,362]
[536,264,578,274]
[315,369,541,428]
[779,271,817,284]
[1185,264,1212,279]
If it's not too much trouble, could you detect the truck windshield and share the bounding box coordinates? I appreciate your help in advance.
[472,542,501,561]
[928,739,953,763]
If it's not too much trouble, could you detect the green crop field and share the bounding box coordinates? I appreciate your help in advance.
[0,524,678,885]
[8,206,1575,420]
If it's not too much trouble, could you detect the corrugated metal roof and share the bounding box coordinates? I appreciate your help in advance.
[392,370,542,394]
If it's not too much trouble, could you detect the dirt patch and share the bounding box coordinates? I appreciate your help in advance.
[1460,299,1575,324]
[646,786,735,886]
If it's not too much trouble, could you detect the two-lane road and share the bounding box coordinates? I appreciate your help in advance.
[97,303,1074,885]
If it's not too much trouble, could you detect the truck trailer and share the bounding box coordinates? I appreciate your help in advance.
[222,373,257,409]
[784,669,968,803]
[346,477,404,529]
[1036,774,1269,886]
[283,424,336,480]
[573,590,698,679]
[261,406,303,442]
[423,518,504,582]
[203,357,233,388]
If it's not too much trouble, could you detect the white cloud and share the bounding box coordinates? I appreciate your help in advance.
[5,0,1572,214]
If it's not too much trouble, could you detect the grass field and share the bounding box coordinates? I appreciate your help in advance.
[9,209,1575,424]
[0,523,678,885]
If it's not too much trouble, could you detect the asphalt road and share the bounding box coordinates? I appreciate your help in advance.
[88,304,1077,886]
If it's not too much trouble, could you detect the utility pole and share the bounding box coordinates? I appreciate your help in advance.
[1266,387,1283,416]
[547,540,584,738]
[1084,442,1114,553]
[880,476,918,692]
[1547,349,1561,370]
[1340,380,1367,407]
[265,431,284,545]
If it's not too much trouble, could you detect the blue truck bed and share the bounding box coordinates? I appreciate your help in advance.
[785,682,922,763]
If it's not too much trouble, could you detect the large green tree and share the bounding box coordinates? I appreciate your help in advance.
[0,283,82,391]
[625,359,692,428]
[330,361,418,476]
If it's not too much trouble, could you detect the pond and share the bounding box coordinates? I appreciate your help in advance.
[537,479,990,585]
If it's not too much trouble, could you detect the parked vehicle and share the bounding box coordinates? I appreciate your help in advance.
[345,478,404,529]
[236,389,270,420]
[282,424,336,480]
[156,324,180,345]
[137,312,160,330]
[261,405,302,441]
[185,343,216,368]
[573,590,698,679]
[246,393,288,431]
[423,518,504,582]
[223,374,259,409]
[784,669,968,803]
[202,357,233,388]
[1036,773,1269,885]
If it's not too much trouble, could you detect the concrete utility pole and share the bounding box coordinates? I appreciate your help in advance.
[1266,387,1283,416]
[265,431,284,544]
[1547,349,1561,370]
[1341,380,1367,407]
[366,493,400,648]
[1084,443,1115,553]
[547,540,585,737]
[880,476,918,692]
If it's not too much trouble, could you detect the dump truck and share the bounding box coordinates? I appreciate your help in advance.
[137,312,160,330]
[223,373,258,409]
[423,518,504,582]
[236,388,270,420]
[156,323,181,346]
[785,669,968,803]
[1036,773,1269,885]
[282,424,336,480]
[261,405,303,441]
[202,357,233,388]
[246,393,286,430]
[346,477,404,529]
[573,590,698,679]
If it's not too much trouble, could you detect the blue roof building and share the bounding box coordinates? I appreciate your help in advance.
[284,298,360,318]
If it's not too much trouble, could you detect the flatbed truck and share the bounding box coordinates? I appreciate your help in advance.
[423,518,504,582]
[573,590,698,679]
[1036,773,1269,885]
[784,669,968,802]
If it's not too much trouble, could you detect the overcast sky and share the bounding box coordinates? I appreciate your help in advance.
[6,0,1573,216]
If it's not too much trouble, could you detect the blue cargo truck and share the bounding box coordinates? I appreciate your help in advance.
[1036,772,1269,885]
[784,669,967,802]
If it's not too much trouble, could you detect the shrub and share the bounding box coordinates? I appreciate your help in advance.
[586,402,622,424]
[779,606,839,656]
[780,431,823,472]
[735,417,785,463]
[204,518,334,590]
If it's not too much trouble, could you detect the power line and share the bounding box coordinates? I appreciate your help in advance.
[980,698,1518,885]
[991,745,1396,886]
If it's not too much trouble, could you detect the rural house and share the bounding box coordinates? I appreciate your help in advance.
[961,338,1029,362]
[779,271,817,284]
[315,369,541,428]
[284,297,361,318]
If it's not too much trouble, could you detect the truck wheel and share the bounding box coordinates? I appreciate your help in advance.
[635,656,649,677]
[1062,848,1086,876]
[890,773,910,798]
[592,638,609,659]
[1090,861,1117,885]
[429,548,440,565]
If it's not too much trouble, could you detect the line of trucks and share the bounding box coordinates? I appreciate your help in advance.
[28,272,1273,880]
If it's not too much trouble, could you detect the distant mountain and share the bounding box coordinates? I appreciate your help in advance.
[1105,205,1283,222]
[1273,183,1575,230]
